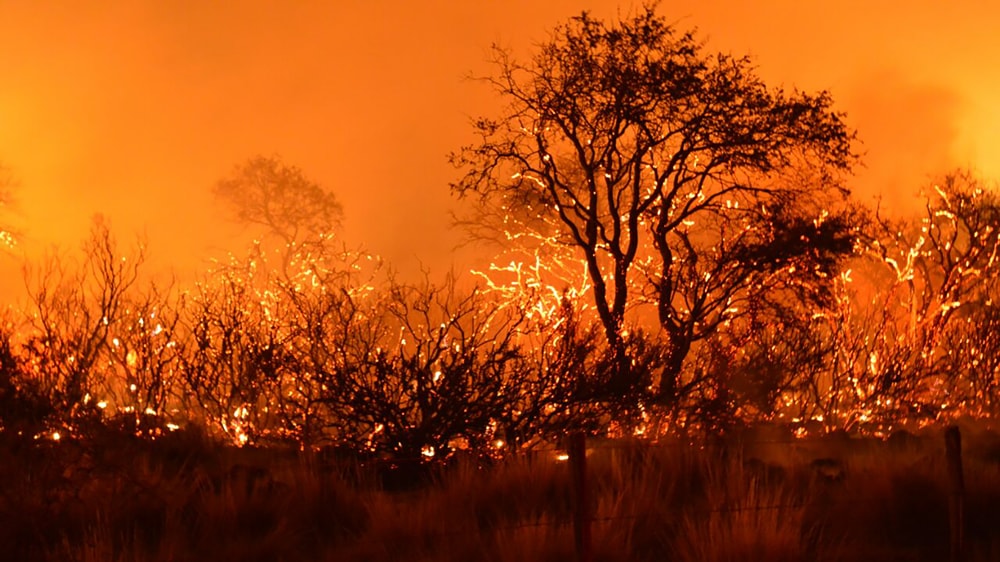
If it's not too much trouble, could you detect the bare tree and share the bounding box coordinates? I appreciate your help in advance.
[102,281,187,436]
[452,8,858,404]
[861,171,1000,422]
[942,301,1000,416]
[20,217,144,428]
[308,275,535,459]
[180,246,295,446]
[780,171,1000,431]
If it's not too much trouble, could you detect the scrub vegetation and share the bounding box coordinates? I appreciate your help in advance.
[3,8,1000,561]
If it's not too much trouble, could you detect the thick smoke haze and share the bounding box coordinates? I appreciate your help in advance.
[0,1,997,300]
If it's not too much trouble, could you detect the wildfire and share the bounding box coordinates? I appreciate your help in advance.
[4,170,999,457]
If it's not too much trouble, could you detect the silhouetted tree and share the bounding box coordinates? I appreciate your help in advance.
[452,8,859,405]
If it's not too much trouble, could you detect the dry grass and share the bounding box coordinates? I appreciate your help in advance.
[3,428,1000,561]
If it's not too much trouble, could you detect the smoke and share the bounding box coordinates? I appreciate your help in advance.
[0,1,996,303]
[846,70,964,215]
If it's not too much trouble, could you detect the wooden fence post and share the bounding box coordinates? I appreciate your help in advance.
[945,425,965,562]
[568,431,592,562]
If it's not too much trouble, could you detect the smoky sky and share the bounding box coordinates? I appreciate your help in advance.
[0,1,997,299]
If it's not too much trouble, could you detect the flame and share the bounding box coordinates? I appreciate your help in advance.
[4,172,998,451]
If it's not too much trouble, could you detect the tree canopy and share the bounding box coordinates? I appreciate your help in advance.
[452,8,861,399]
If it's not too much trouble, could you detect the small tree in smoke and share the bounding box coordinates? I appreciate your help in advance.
[215,154,343,245]
[199,154,365,446]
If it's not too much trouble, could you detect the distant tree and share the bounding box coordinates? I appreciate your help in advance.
[200,155,366,447]
[452,8,859,403]
[215,154,343,245]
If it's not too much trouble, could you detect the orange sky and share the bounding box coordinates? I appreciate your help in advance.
[0,1,998,299]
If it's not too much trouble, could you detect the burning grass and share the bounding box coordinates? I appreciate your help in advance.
[3,426,1000,561]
